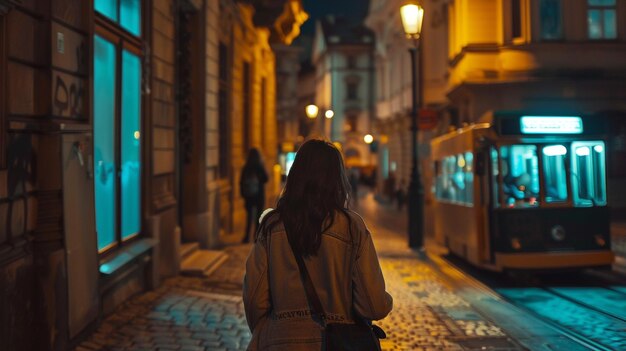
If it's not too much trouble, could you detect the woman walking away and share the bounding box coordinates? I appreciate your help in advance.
[243,139,393,350]
[240,148,269,243]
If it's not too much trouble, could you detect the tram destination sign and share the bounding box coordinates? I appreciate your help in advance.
[520,116,583,134]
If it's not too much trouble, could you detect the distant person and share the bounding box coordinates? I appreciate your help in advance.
[349,167,360,205]
[243,139,392,350]
[240,148,269,243]
[396,179,407,211]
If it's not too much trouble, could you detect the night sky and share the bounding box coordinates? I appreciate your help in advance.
[300,0,370,35]
[296,0,370,64]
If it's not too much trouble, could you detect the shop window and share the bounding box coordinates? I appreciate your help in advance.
[95,0,142,36]
[500,145,539,208]
[571,141,607,206]
[218,42,230,179]
[588,0,617,39]
[93,3,143,252]
[540,0,563,40]
[435,152,474,206]
[542,144,568,203]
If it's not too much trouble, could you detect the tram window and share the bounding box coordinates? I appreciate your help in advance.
[500,145,540,208]
[571,141,607,207]
[491,147,500,208]
[435,152,474,206]
[542,144,568,203]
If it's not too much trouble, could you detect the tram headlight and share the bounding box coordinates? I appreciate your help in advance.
[595,234,607,247]
[511,237,522,250]
[551,225,566,242]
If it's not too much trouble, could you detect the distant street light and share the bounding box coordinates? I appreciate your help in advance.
[305,104,319,119]
[364,134,374,144]
[325,109,334,119]
[400,1,425,249]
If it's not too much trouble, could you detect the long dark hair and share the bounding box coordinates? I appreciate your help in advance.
[258,139,352,256]
[244,148,262,171]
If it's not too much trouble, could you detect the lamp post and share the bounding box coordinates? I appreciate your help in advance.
[400,2,425,249]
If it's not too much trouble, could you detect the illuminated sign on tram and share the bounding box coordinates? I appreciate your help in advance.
[520,116,584,134]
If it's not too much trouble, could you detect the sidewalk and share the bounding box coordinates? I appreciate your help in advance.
[76,193,587,351]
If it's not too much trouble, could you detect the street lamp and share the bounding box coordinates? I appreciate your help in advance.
[400,1,425,249]
[364,134,374,144]
[306,104,319,119]
[325,109,334,119]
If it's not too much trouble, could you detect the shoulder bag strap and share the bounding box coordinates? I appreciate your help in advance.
[284,230,327,326]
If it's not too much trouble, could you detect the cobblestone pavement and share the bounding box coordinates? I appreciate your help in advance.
[76,193,526,351]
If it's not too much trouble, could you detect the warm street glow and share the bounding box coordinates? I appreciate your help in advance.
[305,104,319,119]
[400,3,424,39]
[325,109,334,119]
[364,134,374,144]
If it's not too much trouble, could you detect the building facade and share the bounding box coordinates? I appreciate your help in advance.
[0,0,304,349]
[366,0,449,204]
[311,16,376,168]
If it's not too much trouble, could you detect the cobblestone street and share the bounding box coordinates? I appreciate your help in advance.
[74,194,571,351]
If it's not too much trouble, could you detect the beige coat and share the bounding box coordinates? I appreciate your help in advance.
[243,210,393,351]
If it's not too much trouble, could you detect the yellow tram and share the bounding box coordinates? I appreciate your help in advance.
[431,112,614,271]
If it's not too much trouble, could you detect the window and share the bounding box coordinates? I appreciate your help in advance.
[542,144,568,203]
[218,43,230,179]
[347,82,358,100]
[512,0,522,39]
[435,152,474,206]
[588,0,617,39]
[491,147,500,208]
[540,0,563,40]
[95,0,141,36]
[93,3,143,252]
[346,114,358,132]
[571,141,607,206]
[500,145,539,208]
[347,55,357,69]
[242,61,251,155]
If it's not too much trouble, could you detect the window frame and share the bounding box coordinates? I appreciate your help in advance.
[94,3,144,255]
[539,0,564,41]
[218,41,231,180]
[587,0,618,40]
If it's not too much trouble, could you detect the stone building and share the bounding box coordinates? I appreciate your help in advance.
[366,0,449,204]
[367,0,626,216]
[311,15,376,168]
[0,0,304,349]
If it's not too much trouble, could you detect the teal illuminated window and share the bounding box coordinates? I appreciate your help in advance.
[435,152,474,206]
[95,0,141,36]
[571,141,607,206]
[93,36,143,252]
[542,144,568,203]
[500,145,540,208]
[540,0,562,40]
[94,35,117,251]
[121,50,141,240]
[587,0,617,40]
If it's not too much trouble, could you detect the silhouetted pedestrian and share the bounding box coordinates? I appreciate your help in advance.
[240,148,268,243]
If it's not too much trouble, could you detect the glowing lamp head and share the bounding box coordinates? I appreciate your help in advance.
[305,104,319,119]
[325,109,334,119]
[400,2,424,40]
[364,134,374,144]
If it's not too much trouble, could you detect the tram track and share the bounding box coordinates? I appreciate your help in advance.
[435,253,626,351]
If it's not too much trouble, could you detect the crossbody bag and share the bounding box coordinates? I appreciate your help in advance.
[285,229,385,351]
